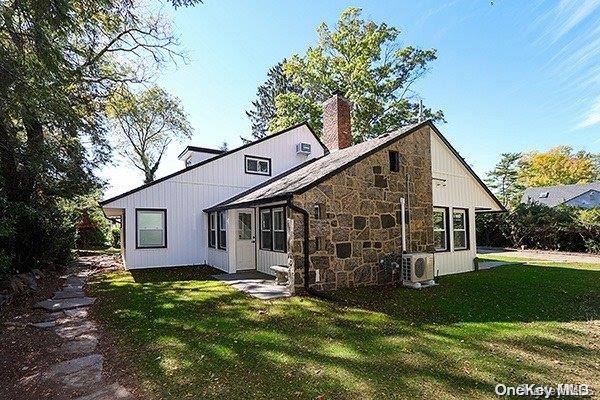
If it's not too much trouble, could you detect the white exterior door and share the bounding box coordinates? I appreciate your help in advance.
[235,209,256,270]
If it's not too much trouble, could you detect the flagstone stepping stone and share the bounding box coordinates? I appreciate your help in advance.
[54,290,86,299]
[64,308,89,318]
[44,354,103,388]
[34,297,95,311]
[55,320,97,340]
[32,321,57,328]
[62,284,84,292]
[75,383,133,400]
[60,334,98,354]
[66,276,85,286]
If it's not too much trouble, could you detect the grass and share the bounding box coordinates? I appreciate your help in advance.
[90,262,600,400]
[478,254,600,271]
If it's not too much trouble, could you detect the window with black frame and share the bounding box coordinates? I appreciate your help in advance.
[208,212,216,248]
[260,207,286,252]
[433,207,448,252]
[260,209,272,250]
[452,208,468,250]
[218,211,227,249]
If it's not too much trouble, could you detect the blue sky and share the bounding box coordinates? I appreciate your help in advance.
[100,0,600,198]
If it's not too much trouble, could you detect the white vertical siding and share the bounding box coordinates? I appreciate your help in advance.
[431,130,501,275]
[103,124,324,270]
[257,250,287,275]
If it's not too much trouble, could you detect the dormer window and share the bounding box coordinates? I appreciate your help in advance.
[245,155,271,176]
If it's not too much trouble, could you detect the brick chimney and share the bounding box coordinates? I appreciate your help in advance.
[322,91,352,151]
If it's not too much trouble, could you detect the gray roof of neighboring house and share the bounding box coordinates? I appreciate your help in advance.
[521,182,600,207]
[206,121,505,212]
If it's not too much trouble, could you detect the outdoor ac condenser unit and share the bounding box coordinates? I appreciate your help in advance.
[401,253,435,287]
[296,142,311,155]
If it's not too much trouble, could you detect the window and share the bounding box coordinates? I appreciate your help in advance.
[208,212,216,248]
[218,211,227,249]
[452,208,469,250]
[245,155,271,176]
[313,203,324,219]
[273,208,285,252]
[433,207,448,252]
[389,150,400,172]
[136,209,166,249]
[260,207,287,252]
[238,212,252,240]
[260,209,272,250]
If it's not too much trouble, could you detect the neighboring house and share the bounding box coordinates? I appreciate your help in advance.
[521,183,600,209]
[101,93,504,294]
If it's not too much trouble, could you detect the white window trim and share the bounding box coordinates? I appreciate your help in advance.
[452,208,468,251]
[433,207,448,252]
[245,156,271,176]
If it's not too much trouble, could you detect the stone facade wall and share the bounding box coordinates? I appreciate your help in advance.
[289,126,434,293]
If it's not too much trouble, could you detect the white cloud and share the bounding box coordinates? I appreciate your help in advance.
[576,96,600,129]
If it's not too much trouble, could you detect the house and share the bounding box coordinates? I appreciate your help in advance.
[101,93,504,294]
[521,183,600,209]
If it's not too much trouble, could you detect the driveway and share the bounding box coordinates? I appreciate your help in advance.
[477,246,600,264]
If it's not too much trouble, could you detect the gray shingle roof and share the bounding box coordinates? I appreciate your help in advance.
[521,182,600,207]
[206,122,424,211]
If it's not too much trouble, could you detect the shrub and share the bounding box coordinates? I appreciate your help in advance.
[110,225,121,248]
[476,203,600,253]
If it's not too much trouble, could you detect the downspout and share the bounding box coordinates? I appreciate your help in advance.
[286,199,311,293]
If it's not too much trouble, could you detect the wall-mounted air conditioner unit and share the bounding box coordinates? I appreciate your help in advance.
[296,142,311,155]
[401,253,435,288]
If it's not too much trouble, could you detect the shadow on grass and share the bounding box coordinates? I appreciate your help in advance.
[89,263,600,400]
[130,265,220,283]
[331,264,600,325]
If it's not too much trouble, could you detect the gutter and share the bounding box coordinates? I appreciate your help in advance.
[286,199,311,294]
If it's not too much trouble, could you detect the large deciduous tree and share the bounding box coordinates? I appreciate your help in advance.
[518,146,599,187]
[0,0,179,273]
[485,153,523,208]
[267,7,444,142]
[109,86,192,183]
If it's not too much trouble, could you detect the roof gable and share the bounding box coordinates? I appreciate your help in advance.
[100,122,327,206]
[207,121,506,212]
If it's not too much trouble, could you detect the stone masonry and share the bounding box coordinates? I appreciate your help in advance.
[288,125,434,293]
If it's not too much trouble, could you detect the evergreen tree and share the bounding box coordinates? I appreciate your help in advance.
[485,153,522,208]
[245,61,302,141]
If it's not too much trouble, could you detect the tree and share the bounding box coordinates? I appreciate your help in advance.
[219,142,229,152]
[519,146,600,188]
[245,61,303,140]
[268,8,444,142]
[109,85,192,183]
[485,153,522,208]
[0,0,179,273]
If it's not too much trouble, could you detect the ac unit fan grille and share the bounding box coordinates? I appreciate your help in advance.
[414,257,426,278]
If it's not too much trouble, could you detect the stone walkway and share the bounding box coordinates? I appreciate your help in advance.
[213,271,291,300]
[30,260,133,400]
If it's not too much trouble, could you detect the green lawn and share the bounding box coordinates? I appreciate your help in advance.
[90,262,600,400]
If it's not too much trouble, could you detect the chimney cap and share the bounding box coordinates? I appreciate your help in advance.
[331,89,346,97]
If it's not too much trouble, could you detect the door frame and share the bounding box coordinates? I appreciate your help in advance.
[234,208,257,271]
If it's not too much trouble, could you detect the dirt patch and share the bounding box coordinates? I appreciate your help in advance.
[0,255,147,400]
